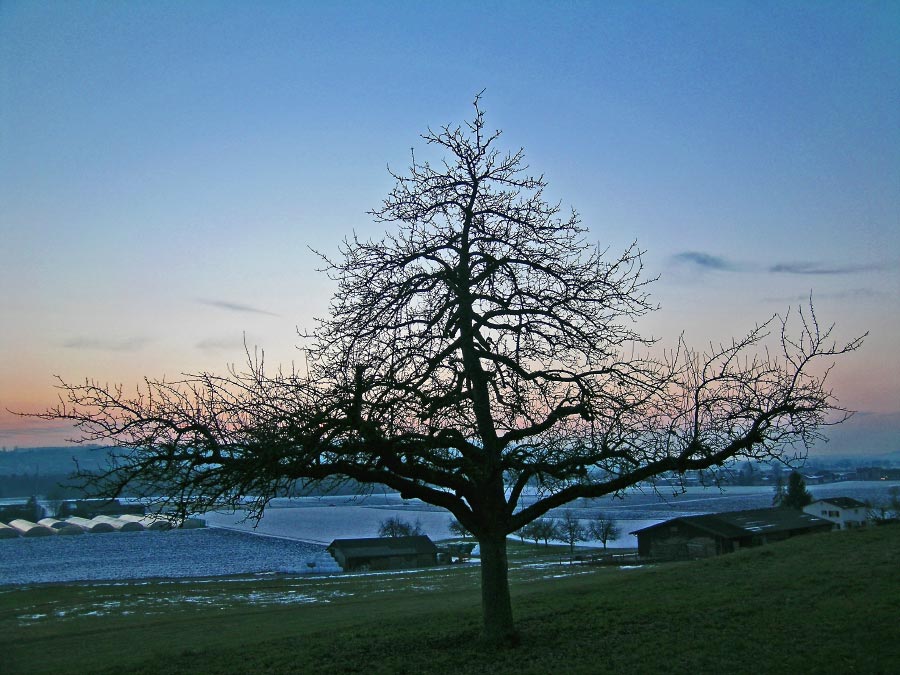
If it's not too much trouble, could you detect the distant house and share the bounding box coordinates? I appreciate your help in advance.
[631,508,833,560]
[327,535,439,572]
[803,497,868,530]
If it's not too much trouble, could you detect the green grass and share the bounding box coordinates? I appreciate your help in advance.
[2,527,898,674]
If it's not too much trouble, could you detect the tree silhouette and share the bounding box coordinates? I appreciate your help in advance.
[518,518,558,548]
[557,510,588,559]
[447,518,470,538]
[377,516,424,538]
[776,471,813,509]
[772,473,787,506]
[589,513,621,550]
[36,95,863,644]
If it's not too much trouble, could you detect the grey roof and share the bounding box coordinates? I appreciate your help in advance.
[661,513,749,539]
[810,497,867,510]
[328,535,437,558]
[631,507,833,538]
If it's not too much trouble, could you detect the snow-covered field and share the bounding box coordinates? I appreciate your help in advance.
[0,528,326,586]
[2,481,896,586]
[205,480,900,547]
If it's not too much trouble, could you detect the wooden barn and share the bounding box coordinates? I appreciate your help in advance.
[327,535,439,572]
[632,508,833,560]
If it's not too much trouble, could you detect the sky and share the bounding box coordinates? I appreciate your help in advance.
[1,1,898,454]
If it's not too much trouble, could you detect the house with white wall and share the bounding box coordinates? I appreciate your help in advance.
[803,497,868,530]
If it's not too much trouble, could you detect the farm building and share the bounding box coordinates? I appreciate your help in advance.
[119,514,174,530]
[91,515,145,532]
[65,516,116,533]
[38,518,84,535]
[803,497,868,530]
[8,519,53,537]
[632,508,832,560]
[327,535,438,572]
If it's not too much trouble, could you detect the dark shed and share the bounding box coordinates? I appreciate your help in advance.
[327,535,439,572]
[632,507,833,560]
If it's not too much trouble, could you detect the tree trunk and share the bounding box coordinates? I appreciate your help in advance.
[479,531,518,645]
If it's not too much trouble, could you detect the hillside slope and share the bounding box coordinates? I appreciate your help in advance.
[3,525,898,674]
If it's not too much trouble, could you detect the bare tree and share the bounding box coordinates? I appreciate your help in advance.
[518,517,558,548]
[588,512,621,550]
[448,518,470,538]
[378,516,425,538]
[33,96,863,644]
[557,510,588,559]
[536,519,561,547]
[515,521,530,544]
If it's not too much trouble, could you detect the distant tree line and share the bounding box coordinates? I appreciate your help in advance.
[0,470,395,502]
[515,511,622,552]
[278,478,398,498]
[0,474,84,500]
[378,516,426,537]
[384,512,622,553]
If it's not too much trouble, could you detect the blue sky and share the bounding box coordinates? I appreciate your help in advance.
[1,1,898,451]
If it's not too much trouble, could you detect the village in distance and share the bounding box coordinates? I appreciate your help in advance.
[1,443,898,574]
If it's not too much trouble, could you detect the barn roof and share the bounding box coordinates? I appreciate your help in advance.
[809,497,867,510]
[328,535,437,558]
[631,507,832,538]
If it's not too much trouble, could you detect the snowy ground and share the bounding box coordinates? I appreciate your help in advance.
[2,481,896,586]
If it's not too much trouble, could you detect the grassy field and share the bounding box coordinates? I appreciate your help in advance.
[1,526,897,674]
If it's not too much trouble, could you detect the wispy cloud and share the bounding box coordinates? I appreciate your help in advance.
[762,288,886,303]
[670,251,742,272]
[768,261,879,275]
[671,250,892,277]
[198,299,280,317]
[63,337,151,352]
